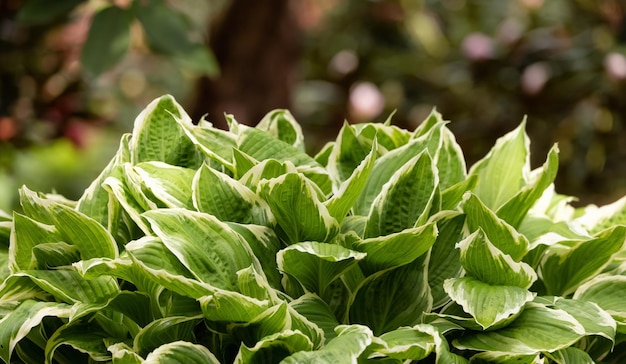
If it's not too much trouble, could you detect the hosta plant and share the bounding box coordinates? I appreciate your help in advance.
[0,95,625,363]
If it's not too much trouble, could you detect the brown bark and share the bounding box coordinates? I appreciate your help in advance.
[190,0,301,127]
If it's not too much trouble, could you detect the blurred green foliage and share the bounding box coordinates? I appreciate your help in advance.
[296,0,626,204]
[1,0,626,210]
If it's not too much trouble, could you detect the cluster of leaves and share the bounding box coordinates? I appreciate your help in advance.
[17,0,218,77]
[1,95,626,363]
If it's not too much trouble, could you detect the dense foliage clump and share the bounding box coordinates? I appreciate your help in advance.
[0,95,625,363]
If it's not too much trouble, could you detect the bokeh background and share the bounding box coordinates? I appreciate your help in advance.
[1,0,626,211]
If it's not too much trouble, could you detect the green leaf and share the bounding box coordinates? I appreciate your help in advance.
[469,121,529,211]
[574,275,626,325]
[45,323,111,364]
[354,120,445,215]
[124,237,216,299]
[549,297,616,342]
[368,325,436,360]
[259,173,339,243]
[192,163,274,226]
[463,193,530,261]
[108,342,144,364]
[0,300,71,363]
[444,277,534,329]
[15,269,119,306]
[135,0,195,54]
[350,256,432,335]
[227,223,283,290]
[133,162,196,209]
[81,5,132,76]
[457,229,537,289]
[17,0,85,25]
[277,241,365,299]
[134,316,203,357]
[32,242,81,268]
[289,294,340,343]
[353,223,437,275]
[436,127,467,190]
[469,351,542,364]
[428,212,465,308]
[9,212,61,271]
[314,142,334,167]
[548,347,594,364]
[539,225,626,296]
[173,45,220,77]
[179,119,236,169]
[237,125,333,195]
[453,302,586,355]
[142,209,258,291]
[496,145,559,228]
[364,151,438,237]
[325,140,378,224]
[235,330,314,364]
[230,302,325,350]
[280,325,373,364]
[199,290,270,323]
[144,341,220,363]
[256,110,306,151]
[76,133,130,232]
[129,95,199,167]
[327,122,373,183]
[18,187,119,260]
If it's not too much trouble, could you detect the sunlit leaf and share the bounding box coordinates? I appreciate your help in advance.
[539,225,626,296]
[364,151,438,237]
[350,256,432,335]
[469,121,529,211]
[0,300,71,363]
[444,277,534,329]
[280,325,373,364]
[143,209,258,290]
[454,302,586,354]
[353,223,437,275]
[277,241,365,299]
[144,341,220,363]
[259,173,339,244]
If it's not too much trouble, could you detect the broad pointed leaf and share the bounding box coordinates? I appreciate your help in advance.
[444,277,534,329]
[354,121,445,215]
[0,300,71,363]
[133,162,195,209]
[364,151,438,237]
[134,316,203,357]
[539,225,626,296]
[256,109,305,151]
[350,256,432,335]
[280,325,373,364]
[496,145,559,228]
[469,121,529,211]
[144,341,220,364]
[143,209,258,291]
[277,241,365,299]
[192,163,274,226]
[259,173,339,244]
[325,140,377,223]
[235,330,314,364]
[129,95,199,167]
[457,229,537,289]
[463,193,530,261]
[353,223,437,275]
[453,302,586,354]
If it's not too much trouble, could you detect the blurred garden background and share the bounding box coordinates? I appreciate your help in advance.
[1,0,626,211]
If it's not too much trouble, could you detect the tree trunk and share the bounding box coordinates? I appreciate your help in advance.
[190,0,301,127]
